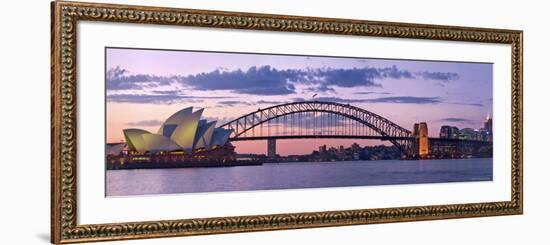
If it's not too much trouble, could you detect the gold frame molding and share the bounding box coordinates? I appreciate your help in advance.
[51,1,523,244]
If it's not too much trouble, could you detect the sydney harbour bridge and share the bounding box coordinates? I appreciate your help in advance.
[219,101,492,159]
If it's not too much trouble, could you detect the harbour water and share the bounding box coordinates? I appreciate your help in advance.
[106,158,492,196]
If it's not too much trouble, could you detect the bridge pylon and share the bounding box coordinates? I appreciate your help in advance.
[267,138,276,158]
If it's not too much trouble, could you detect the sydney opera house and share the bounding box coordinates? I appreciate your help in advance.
[122,107,233,154]
[105,107,251,169]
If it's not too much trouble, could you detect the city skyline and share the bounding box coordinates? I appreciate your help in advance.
[106,47,493,155]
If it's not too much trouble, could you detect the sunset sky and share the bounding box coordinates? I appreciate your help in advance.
[105,47,492,155]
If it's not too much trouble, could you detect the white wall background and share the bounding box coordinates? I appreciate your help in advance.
[0,0,547,244]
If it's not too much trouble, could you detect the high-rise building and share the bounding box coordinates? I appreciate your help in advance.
[480,128,492,141]
[482,114,493,141]
[351,143,361,151]
[483,114,493,132]
[450,126,459,139]
[440,125,451,138]
[459,128,482,140]
[440,125,460,139]
[319,144,327,153]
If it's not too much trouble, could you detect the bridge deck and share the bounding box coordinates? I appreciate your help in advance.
[229,135,491,144]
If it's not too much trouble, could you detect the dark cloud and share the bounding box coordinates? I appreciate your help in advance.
[257,100,282,105]
[304,97,369,104]
[306,96,442,105]
[151,90,181,95]
[296,65,413,88]
[106,67,180,90]
[417,71,459,82]
[378,66,416,79]
[303,84,336,93]
[353,91,391,95]
[107,66,127,78]
[311,67,383,88]
[440,118,471,122]
[107,94,228,104]
[107,65,460,95]
[365,96,442,104]
[185,66,300,95]
[448,102,485,107]
[126,120,164,127]
[217,101,253,107]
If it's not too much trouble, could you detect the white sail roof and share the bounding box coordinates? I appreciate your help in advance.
[157,107,193,136]
[123,129,151,153]
[142,134,181,153]
[211,128,232,147]
[193,121,217,150]
[170,108,204,152]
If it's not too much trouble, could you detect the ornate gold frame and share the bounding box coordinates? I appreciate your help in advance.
[51,1,523,243]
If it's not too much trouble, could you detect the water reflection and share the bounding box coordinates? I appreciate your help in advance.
[106,158,493,196]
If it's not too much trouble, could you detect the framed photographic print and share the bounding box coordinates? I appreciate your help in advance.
[51,0,523,243]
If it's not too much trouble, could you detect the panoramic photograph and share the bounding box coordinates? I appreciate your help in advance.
[105,47,493,196]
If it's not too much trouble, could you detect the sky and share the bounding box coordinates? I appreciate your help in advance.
[105,47,493,155]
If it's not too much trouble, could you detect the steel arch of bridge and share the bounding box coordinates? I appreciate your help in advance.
[219,101,413,152]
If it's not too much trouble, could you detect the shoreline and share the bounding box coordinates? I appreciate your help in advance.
[106,157,493,170]
[106,159,262,170]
